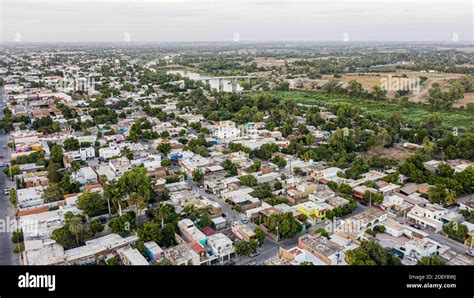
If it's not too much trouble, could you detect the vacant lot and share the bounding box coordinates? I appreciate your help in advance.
[453,92,474,109]
[358,147,416,164]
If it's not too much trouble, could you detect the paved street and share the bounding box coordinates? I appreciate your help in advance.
[458,193,474,205]
[188,178,244,224]
[424,229,470,255]
[235,233,301,265]
[0,87,20,265]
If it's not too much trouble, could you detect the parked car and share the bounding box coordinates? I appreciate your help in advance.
[466,250,474,257]
[241,216,249,224]
[410,224,422,230]
[249,250,260,258]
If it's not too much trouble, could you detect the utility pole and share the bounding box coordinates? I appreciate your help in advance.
[9,136,14,181]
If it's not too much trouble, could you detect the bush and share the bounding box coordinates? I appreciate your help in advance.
[315,228,329,238]
[106,257,119,265]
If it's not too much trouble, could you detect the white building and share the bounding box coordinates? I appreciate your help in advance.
[407,204,447,232]
[99,146,121,160]
[16,186,45,209]
[401,238,441,260]
[178,219,207,244]
[207,233,235,262]
[109,157,132,177]
[213,121,240,141]
[117,247,149,265]
[73,166,98,184]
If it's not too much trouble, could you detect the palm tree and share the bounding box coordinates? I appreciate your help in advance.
[67,215,84,245]
[183,204,198,221]
[129,192,146,227]
[156,202,173,229]
[105,180,124,216]
[70,161,81,176]
[100,175,112,215]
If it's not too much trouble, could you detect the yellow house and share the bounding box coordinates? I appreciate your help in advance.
[296,201,328,224]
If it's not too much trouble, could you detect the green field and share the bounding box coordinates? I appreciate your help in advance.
[251,91,474,133]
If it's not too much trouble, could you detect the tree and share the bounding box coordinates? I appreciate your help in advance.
[90,219,104,234]
[108,212,135,235]
[6,188,17,205]
[338,183,353,195]
[70,161,81,176]
[121,147,134,160]
[271,156,287,168]
[222,159,238,176]
[417,255,446,265]
[157,223,175,247]
[155,202,174,229]
[254,227,265,246]
[372,85,387,100]
[235,240,258,256]
[43,184,63,202]
[63,137,80,151]
[11,229,24,244]
[47,161,62,183]
[363,190,384,206]
[105,179,125,216]
[59,173,81,194]
[138,221,162,243]
[3,165,20,177]
[249,160,261,172]
[67,214,84,245]
[273,181,283,190]
[157,143,171,156]
[345,240,401,265]
[161,159,171,168]
[51,226,76,249]
[77,191,106,217]
[239,174,257,187]
[192,169,204,183]
[128,192,147,227]
[442,222,468,242]
[50,145,64,165]
[263,213,302,239]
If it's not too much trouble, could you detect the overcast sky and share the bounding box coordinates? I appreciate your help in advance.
[0,0,472,43]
